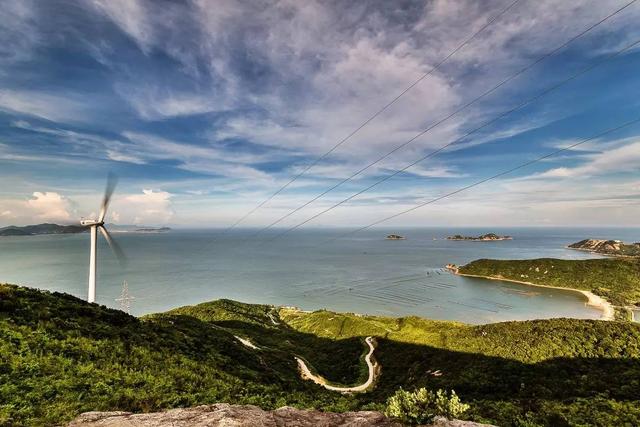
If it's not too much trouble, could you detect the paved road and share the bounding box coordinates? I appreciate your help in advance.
[295,336,377,393]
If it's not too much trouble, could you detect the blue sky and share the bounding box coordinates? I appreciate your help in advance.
[0,0,639,228]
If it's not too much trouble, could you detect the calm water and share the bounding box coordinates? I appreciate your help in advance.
[1,227,638,324]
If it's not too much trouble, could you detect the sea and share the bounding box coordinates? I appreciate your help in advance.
[1,227,639,324]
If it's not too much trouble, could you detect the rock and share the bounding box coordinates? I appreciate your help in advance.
[386,234,406,240]
[446,233,512,241]
[568,239,640,256]
[68,404,496,427]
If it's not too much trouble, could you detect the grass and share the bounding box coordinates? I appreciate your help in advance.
[2,283,640,426]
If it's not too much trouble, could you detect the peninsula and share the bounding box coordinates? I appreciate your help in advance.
[452,257,640,321]
[568,238,640,257]
[447,233,512,241]
[0,223,85,236]
[0,223,172,236]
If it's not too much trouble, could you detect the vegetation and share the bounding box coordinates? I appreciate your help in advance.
[384,388,469,424]
[458,257,640,308]
[0,286,357,426]
[2,284,640,426]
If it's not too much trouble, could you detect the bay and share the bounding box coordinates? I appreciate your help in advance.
[1,227,638,324]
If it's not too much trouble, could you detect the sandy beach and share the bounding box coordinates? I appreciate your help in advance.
[455,271,615,321]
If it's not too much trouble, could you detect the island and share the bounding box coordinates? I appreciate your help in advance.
[568,238,640,257]
[452,257,640,321]
[0,223,172,236]
[385,234,405,240]
[0,223,86,236]
[447,233,512,241]
[134,227,171,233]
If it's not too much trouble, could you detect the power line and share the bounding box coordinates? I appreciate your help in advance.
[320,116,640,244]
[254,0,638,240]
[218,0,524,234]
[263,34,640,242]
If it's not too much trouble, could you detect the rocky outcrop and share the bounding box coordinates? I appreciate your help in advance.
[68,404,495,427]
[568,239,640,256]
[386,234,406,240]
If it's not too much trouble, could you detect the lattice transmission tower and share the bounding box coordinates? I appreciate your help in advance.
[115,281,135,314]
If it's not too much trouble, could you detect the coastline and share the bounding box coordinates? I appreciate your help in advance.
[453,270,615,321]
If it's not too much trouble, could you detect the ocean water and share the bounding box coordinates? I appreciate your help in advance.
[1,227,638,324]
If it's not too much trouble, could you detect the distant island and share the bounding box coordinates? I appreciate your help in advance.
[0,223,172,236]
[133,227,171,233]
[447,233,512,241]
[568,239,640,257]
[385,234,405,240]
[0,223,86,236]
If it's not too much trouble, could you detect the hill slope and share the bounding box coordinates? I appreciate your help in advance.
[568,239,640,257]
[2,284,640,426]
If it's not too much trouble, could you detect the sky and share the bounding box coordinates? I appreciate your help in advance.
[0,0,639,229]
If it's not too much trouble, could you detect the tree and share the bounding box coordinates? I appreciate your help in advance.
[384,387,469,424]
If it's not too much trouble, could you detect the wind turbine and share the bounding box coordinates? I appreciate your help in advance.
[80,174,127,303]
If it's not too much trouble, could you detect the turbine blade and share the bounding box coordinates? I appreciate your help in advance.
[99,225,127,267]
[98,172,118,223]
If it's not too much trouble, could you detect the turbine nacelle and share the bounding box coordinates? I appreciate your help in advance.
[80,219,104,227]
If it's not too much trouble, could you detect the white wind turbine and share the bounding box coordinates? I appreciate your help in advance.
[80,174,127,303]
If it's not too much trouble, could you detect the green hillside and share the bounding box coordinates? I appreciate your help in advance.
[2,284,640,426]
[458,258,640,308]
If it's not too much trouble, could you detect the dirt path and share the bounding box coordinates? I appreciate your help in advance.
[234,335,260,350]
[295,336,377,393]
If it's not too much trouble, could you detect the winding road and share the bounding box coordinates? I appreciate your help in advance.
[295,336,377,393]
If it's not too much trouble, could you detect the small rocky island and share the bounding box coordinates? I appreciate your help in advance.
[568,239,640,257]
[385,234,406,240]
[447,233,512,241]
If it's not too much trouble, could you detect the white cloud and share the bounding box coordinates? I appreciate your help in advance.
[531,139,640,179]
[89,0,154,52]
[0,191,76,225]
[26,192,74,222]
[113,84,224,120]
[0,90,90,123]
[0,1,40,67]
[121,189,173,224]
[110,210,121,223]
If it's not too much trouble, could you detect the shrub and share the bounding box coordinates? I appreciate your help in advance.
[384,387,469,424]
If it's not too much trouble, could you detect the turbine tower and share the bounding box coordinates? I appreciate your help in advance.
[80,173,127,303]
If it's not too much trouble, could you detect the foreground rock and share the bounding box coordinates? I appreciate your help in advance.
[568,239,640,257]
[68,404,495,427]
